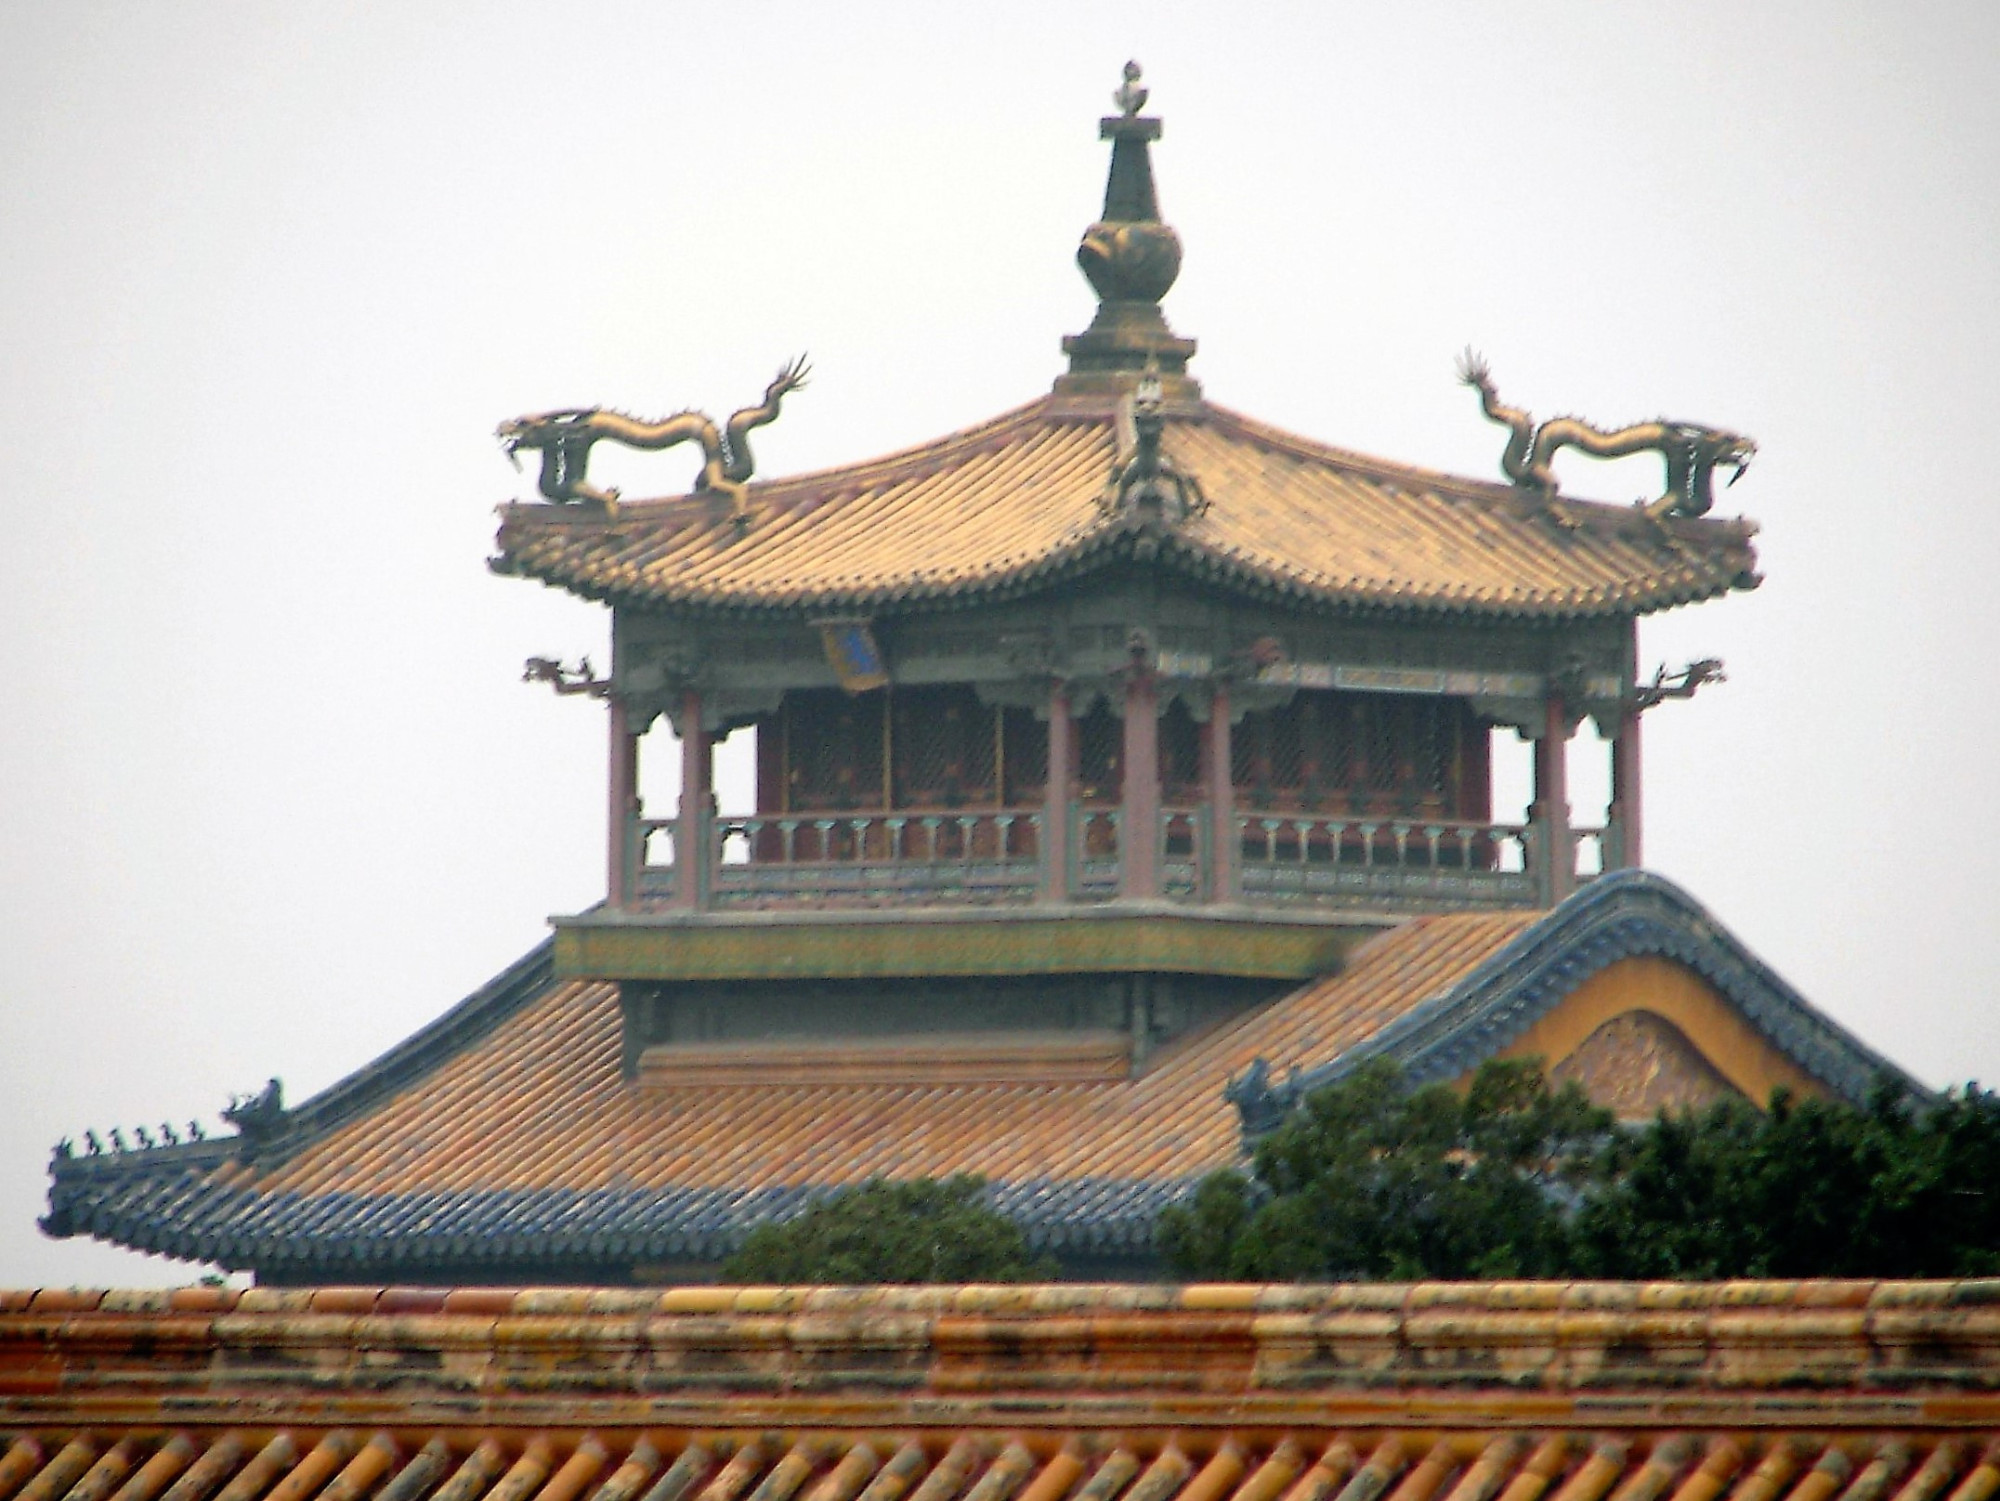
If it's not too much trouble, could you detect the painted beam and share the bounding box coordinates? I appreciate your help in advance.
[553,909,1379,982]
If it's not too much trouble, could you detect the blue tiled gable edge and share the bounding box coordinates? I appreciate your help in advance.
[1265,870,1919,1121]
[47,1171,1191,1272]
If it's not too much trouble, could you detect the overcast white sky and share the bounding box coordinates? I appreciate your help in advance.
[3,2,1997,1286]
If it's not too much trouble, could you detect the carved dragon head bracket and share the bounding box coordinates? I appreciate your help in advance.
[1456,349,1754,519]
[497,356,810,521]
[523,656,611,699]
[1629,658,1726,712]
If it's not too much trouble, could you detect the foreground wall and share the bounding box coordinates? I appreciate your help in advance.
[1,1283,1998,1501]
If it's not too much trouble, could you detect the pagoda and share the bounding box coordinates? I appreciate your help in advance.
[42,68,1909,1283]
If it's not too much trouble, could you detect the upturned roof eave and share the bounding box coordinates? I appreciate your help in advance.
[491,530,1755,625]
[489,387,1760,622]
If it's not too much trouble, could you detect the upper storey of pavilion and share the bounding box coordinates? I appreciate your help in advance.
[488,66,1764,971]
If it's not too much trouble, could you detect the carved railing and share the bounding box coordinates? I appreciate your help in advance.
[1073,806,1123,901]
[1572,824,1610,880]
[634,816,681,900]
[1161,807,1203,901]
[626,806,1621,913]
[705,810,1042,909]
[1236,814,1538,909]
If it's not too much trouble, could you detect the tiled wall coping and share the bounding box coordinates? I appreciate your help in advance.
[2,1281,1998,1419]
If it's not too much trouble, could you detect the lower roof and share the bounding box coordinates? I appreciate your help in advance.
[42,875,1911,1279]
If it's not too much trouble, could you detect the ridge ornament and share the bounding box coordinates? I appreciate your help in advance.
[1457,350,1755,518]
[498,356,809,518]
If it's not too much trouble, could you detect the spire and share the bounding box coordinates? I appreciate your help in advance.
[1055,62,1200,402]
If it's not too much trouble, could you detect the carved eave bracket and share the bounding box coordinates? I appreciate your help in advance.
[1629,658,1726,713]
[523,655,612,699]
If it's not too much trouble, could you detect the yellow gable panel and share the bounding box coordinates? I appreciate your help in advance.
[1492,956,1827,1114]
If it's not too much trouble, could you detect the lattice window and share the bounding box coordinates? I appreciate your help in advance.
[1001,706,1048,806]
[1159,699,1203,803]
[1234,690,1335,810]
[783,688,886,811]
[1367,698,1401,793]
[1231,690,1490,817]
[892,685,996,809]
[1322,695,1357,793]
[1415,700,1449,798]
[1076,698,1122,805]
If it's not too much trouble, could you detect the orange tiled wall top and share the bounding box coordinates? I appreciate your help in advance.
[5,1284,2000,1501]
[5,1281,2000,1421]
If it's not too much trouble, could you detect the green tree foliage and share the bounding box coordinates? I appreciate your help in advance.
[1574,1083,2000,1279]
[721,1176,1055,1284]
[1159,1058,1612,1280]
[1162,1060,2000,1282]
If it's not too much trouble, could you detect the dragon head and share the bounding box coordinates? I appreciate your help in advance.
[1701,427,1756,486]
[1655,424,1757,518]
[495,408,598,466]
[1671,423,1755,470]
[495,408,619,508]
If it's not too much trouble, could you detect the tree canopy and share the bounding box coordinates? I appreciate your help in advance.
[1158,1058,1611,1280]
[1160,1059,2000,1281]
[1573,1082,2000,1278]
[720,1176,1055,1284]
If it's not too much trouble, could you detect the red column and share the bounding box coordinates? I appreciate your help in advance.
[607,697,639,908]
[1533,694,1573,905]
[1611,712,1643,870]
[1206,681,1235,903]
[1122,667,1161,899]
[1041,681,1072,902]
[676,689,712,910]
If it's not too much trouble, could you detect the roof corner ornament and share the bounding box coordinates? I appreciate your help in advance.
[497,356,810,519]
[1107,360,1206,521]
[1225,1056,1302,1142]
[222,1077,286,1156]
[1456,349,1755,518]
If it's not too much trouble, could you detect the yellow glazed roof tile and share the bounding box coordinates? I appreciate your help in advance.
[235,912,1537,1200]
[490,397,1758,619]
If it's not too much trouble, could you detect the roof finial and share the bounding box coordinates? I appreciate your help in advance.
[1055,62,1199,400]
[1114,60,1148,117]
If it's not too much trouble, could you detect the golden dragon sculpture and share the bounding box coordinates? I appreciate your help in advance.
[1456,350,1754,518]
[497,356,809,517]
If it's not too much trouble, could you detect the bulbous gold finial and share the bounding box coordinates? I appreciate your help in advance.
[1114,60,1148,117]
